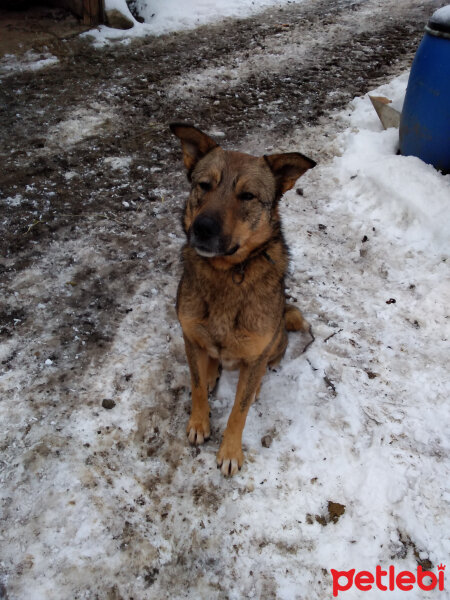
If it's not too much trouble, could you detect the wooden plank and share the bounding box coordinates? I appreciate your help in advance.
[83,0,103,25]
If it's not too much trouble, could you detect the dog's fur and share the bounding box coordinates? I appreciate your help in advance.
[170,123,315,476]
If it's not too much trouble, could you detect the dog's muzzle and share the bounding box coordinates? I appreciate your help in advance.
[189,214,238,257]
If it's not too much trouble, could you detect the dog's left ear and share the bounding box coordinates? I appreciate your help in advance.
[170,123,218,177]
[264,152,316,195]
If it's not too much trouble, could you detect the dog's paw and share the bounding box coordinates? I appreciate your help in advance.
[216,437,244,477]
[186,417,210,446]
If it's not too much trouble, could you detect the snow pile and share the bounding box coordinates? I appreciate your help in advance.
[331,73,450,252]
[105,0,137,22]
[271,71,450,595]
[131,0,297,33]
[84,0,301,45]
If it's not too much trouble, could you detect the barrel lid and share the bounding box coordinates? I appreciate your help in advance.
[427,5,450,34]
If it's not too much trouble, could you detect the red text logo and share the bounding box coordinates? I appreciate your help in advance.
[330,564,445,597]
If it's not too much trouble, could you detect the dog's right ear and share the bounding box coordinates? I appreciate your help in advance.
[264,152,316,196]
[170,123,218,178]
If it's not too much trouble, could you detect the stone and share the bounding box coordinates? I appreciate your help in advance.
[105,9,134,30]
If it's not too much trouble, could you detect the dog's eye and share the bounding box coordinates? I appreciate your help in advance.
[239,192,255,201]
[198,181,212,192]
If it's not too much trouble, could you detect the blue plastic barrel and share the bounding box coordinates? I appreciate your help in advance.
[399,5,450,173]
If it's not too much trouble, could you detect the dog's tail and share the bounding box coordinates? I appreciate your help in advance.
[284,303,310,332]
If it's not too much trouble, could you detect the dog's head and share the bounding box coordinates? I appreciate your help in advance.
[170,123,315,264]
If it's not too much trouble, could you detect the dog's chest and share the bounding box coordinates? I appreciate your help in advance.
[204,287,249,348]
[202,301,259,367]
[180,273,281,364]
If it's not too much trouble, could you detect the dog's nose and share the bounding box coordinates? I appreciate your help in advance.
[192,214,221,241]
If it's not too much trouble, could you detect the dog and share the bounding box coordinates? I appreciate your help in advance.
[170,123,316,476]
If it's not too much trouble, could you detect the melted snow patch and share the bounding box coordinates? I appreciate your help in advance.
[1,194,24,207]
[166,14,375,101]
[104,156,132,170]
[0,51,59,77]
[47,104,114,148]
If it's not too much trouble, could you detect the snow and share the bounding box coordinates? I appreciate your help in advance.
[104,156,133,171]
[105,0,136,19]
[277,74,450,591]
[0,50,59,77]
[84,0,304,46]
[46,104,115,148]
[331,73,450,252]
[1,194,24,207]
[430,4,450,25]
[1,17,450,600]
[132,0,299,33]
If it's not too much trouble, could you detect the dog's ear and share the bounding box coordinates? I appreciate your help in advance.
[264,152,316,195]
[170,123,218,176]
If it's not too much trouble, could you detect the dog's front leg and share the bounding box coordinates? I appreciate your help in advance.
[183,334,210,445]
[217,358,267,476]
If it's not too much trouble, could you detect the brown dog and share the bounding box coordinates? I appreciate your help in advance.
[170,123,315,476]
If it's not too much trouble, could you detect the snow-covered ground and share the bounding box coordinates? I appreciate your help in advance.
[1,69,449,598]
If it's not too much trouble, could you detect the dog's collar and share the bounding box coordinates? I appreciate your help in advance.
[231,245,276,285]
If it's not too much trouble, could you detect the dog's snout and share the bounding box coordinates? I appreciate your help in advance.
[193,214,221,241]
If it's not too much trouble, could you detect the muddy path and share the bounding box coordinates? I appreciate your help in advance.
[1,0,440,241]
